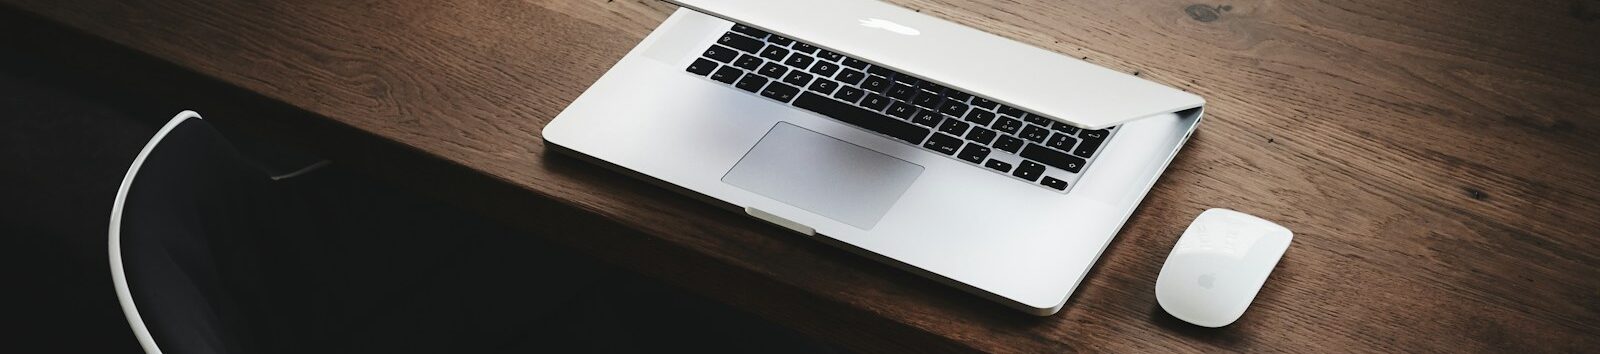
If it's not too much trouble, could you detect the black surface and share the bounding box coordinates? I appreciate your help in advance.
[0,52,155,354]
[0,9,839,354]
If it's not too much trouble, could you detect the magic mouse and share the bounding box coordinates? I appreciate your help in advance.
[1156,208,1293,327]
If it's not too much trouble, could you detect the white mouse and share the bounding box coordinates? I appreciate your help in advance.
[1156,208,1293,328]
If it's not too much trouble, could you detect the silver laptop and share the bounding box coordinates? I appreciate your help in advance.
[544,0,1205,315]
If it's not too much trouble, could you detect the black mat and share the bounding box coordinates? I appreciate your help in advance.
[0,34,833,354]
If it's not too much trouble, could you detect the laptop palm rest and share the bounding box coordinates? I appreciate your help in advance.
[722,123,922,230]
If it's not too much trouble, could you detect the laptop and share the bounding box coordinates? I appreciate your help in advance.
[543,0,1205,315]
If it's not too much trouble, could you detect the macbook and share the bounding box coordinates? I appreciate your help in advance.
[543,0,1204,315]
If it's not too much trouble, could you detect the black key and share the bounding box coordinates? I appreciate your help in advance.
[917,81,947,95]
[833,86,865,103]
[835,69,867,85]
[734,74,768,92]
[760,82,801,103]
[1051,122,1080,134]
[1046,132,1078,151]
[768,35,795,46]
[784,53,815,69]
[866,65,896,77]
[964,110,995,126]
[861,75,891,93]
[923,133,962,155]
[759,45,790,61]
[808,78,839,95]
[733,54,762,71]
[703,45,738,63]
[985,159,1013,173]
[710,66,742,84]
[793,92,931,144]
[992,117,1023,134]
[972,97,998,109]
[998,105,1025,118]
[1023,113,1053,126]
[994,135,1025,153]
[861,94,892,111]
[1040,176,1068,191]
[966,127,997,145]
[1013,160,1045,181]
[939,100,969,117]
[886,84,916,100]
[1019,124,1050,142]
[1073,129,1108,158]
[793,42,819,54]
[818,50,843,62]
[718,32,765,53]
[1021,144,1087,172]
[1072,139,1104,159]
[842,57,870,69]
[910,109,941,127]
[1079,129,1110,141]
[945,91,973,102]
[912,93,943,109]
[732,24,769,39]
[937,118,970,136]
[686,58,716,76]
[887,102,917,119]
[957,143,991,163]
[782,70,814,87]
[757,62,788,79]
[808,61,839,77]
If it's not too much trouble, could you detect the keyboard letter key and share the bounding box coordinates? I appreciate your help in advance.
[761,82,801,103]
[1021,144,1087,172]
[793,93,931,144]
[687,58,716,76]
[719,32,764,53]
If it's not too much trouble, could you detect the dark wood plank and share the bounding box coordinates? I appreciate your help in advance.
[4,0,1596,351]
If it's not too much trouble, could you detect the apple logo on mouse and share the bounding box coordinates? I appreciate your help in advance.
[1198,273,1216,289]
[858,18,921,36]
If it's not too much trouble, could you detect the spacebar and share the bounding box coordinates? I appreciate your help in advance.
[793,92,931,144]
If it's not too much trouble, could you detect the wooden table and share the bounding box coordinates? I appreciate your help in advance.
[5,0,1596,351]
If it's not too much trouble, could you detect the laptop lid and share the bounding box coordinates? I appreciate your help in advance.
[668,0,1204,130]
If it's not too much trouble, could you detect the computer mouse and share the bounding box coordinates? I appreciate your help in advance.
[1156,208,1293,328]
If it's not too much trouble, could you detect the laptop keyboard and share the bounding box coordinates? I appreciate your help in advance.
[686,24,1118,193]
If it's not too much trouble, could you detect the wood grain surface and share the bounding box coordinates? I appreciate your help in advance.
[4,0,1597,352]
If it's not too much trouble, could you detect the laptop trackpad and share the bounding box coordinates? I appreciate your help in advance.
[723,123,923,230]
